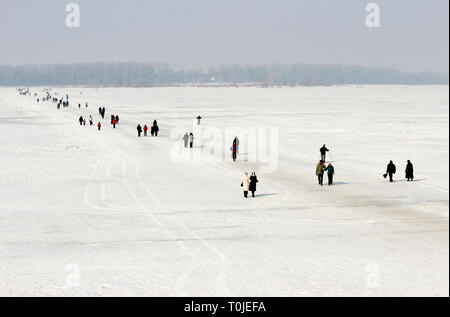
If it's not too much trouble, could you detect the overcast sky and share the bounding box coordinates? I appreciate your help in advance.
[0,0,448,73]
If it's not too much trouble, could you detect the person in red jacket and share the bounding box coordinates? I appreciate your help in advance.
[231,143,237,161]
[143,125,148,137]
[97,122,101,131]
[112,118,117,129]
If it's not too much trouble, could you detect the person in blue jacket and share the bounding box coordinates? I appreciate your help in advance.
[326,163,335,186]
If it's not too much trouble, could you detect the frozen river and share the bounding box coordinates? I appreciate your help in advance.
[0,85,448,296]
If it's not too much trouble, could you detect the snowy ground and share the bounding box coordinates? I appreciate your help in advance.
[0,86,448,296]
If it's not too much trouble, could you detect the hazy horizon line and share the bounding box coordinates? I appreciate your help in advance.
[1,61,448,76]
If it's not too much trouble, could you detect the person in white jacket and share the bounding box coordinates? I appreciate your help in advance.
[241,173,251,198]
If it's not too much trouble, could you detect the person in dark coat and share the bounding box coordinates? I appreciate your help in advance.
[320,144,329,162]
[115,115,119,124]
[137,124,143,137]
[79,116,83,126]
[405,160,414,181]
[326,163,335,186]
[249,172,259,197]
[189,133,194,148]
[153,124,159,137]
[386,160,396,183]
[197,115,202,125]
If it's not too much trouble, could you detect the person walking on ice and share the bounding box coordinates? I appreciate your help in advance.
[326,163,335,186]
[182,133,189,148]
[112,117,117,129]
[316,160,327,186]
[152,123,159,137]
[137,124,143,137]
[189,133,194,148]
[97,122,102,131]
[196,115,202,125]
[234,137,240,154]
[143,125,148,137]
[241,173,251,198]
[249,172,259,197]
[385,160,397,183]
[231,142,237,161]
[405,160,414,181]
[320,144,329,162]
[89,116,93,126]
[79,116,83,126]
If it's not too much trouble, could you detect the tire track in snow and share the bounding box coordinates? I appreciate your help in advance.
[117,151,232,296]
[8,90,200,295]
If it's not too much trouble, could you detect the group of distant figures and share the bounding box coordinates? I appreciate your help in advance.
[22,89,418,201]
[384,160,414,183]
[77,113,119,131]
[315,144,415,186]
[137,120,159,137]
[78,102,89,109]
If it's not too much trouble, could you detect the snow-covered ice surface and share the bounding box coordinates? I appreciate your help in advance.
[0,86,448,297]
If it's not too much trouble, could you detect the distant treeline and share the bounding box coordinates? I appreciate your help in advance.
[0,63,448,86]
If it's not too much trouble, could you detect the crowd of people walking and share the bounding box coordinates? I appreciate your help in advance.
[21,88,419,200]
